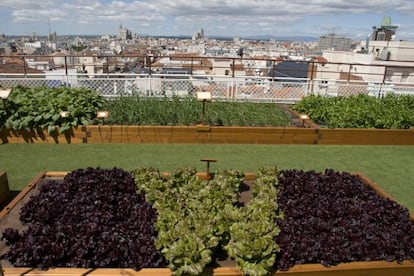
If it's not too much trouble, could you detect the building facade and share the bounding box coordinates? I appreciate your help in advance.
[318,34,352,52]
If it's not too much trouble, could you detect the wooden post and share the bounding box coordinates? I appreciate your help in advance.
[200,158,217,179]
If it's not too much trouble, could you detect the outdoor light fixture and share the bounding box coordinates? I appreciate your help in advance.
[96,110,109,119]
[60,111,70,118]
[300,114,309,127]
[196,92,212,125]
[196,91,212,102]
[0,89,11,110]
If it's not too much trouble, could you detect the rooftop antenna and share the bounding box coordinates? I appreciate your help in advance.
[48,17,52,41]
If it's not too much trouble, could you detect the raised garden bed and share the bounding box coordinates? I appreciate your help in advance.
[2,125,413,145]
[2,87,413,145]
[0,168,413,275]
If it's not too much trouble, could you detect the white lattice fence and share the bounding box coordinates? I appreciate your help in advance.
[1,74,414,102]
[0,78,48,88]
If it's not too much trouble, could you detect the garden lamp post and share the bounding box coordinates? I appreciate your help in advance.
[97,110,109,124]
[200,158,217,180]
[0,89,11,110]
[300,114,309,127]
[60,111,70,118]
[196,92,212,125]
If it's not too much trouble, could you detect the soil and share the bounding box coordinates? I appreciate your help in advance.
[278,104,311,127]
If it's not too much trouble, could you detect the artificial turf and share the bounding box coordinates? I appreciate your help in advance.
[1,143,413,212]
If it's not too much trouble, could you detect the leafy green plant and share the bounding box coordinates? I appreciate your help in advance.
[4,86,107,134]
[133,166,282,276]
[133,167,245,275]
[105,94,291,126]
[293,94,414,129]
[0,104,7,128]
[225,166,282,276]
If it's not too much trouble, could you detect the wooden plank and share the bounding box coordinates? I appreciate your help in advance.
[87,268,171,275]
[44,171,69,178]
[355,172,414,220]
[24,268,93,275]
[2,267,34,276]
[84,126,320,144]
[3,263,414,276]
[0,171,10,206]
[275,261,414,275]
[0,172,46,218]
[0,127,86,144]
[318,129,414,145]
[203,267,242,275]
[208,127,317,144]
[2,125,413,145]
[5,262,414,276]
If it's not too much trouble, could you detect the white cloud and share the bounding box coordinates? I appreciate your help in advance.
[12,8,67,23]
[0,0,64,11]
[2,0,414,38]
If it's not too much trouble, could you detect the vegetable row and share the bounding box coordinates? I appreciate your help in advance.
[0,86,291,133]
[1,167,413,276]
[293,94,414,129]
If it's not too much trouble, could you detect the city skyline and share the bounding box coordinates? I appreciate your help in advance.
[1,0,414,41]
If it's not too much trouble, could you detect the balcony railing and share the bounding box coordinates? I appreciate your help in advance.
[2,73,414,103]
[1,55,414,103]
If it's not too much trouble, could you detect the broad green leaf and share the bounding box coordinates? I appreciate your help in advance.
[47,125,57,134]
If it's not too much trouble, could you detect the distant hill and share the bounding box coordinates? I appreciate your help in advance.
[5,33,317,42]
[243,34,318,42]
[147,34,318,42]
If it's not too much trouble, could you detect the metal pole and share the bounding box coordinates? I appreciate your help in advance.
[64,56,68,76]
[64,55,69,85]
[23,56,27,78]
[202,100,206,124]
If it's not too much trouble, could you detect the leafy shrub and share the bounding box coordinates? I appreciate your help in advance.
[4,86,107,134]
[293,94,414,129]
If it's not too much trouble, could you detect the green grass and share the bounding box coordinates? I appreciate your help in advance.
[1,144,413,212]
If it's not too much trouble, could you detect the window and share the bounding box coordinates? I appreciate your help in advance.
[401,72,409,83]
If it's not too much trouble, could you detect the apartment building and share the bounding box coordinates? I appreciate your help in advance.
[318,34,353,52]
[312,16,414,95]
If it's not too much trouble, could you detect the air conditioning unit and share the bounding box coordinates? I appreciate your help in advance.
[379,49,390,60]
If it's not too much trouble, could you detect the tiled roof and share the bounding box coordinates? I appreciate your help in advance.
[0,64,45,74]
[314,56,328,63]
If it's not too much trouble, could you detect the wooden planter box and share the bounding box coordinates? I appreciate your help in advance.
[317,128,414,145]
[1,171,413,275]
[1,125,413,145]
[0,127,86,144]
[84,125,319,144]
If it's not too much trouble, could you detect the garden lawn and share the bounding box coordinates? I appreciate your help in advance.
[0,144,413,212]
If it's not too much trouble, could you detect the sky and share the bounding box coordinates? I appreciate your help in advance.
[1,0,414,41]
